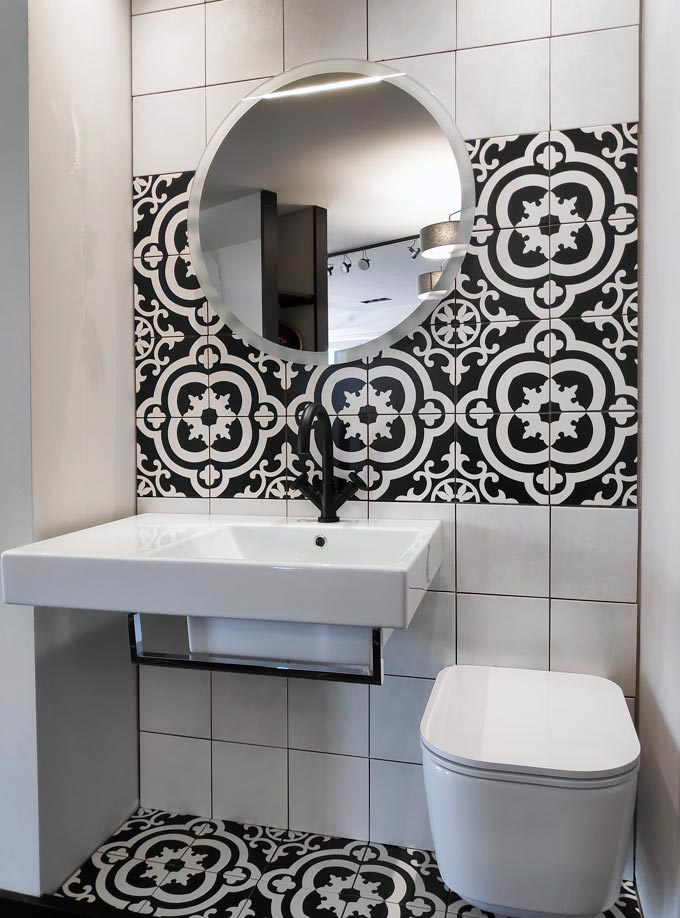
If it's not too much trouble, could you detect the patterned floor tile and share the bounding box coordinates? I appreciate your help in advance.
[56,854,168,912]
[150,865,253,917]
[353,844,449,915]
[190,818,282,875]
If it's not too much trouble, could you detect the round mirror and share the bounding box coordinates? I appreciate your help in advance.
[188,59,475,365]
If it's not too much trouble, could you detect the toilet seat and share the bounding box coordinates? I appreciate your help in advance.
[420,665,640,782]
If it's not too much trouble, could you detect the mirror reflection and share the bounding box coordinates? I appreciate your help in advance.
[192,65,471,362]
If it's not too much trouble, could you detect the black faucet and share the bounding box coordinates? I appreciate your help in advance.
[294,402,361,523]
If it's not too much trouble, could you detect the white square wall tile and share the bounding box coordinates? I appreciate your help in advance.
[369,503,455,592]
[550,600,638,695]
[457,594,550,670]
[213,741,288,827]
[206,0,283,86]
[551,27,639,131]
[287,498,368,521]
[284,0,367,69]
[288,680,368,757]
[133,89,206,176]
[457,505,549,597]
[457,0,550,49]
[551,0,639,35]
[368,0,456,61]
[212,672,287,747]
[138,497,210,514]
[456,39,549,140]
[133,0,204,13]
[551,508,638,603]
[140,732,211,816]
[210,497,287,516]
[289,750,369,839]
[383,591,456,678]
[370,760,432,849]
[132,6,205,96]
[206,80,267,142]
[140,666,211,738]
[370,676,434,764]
[381,53,455,122]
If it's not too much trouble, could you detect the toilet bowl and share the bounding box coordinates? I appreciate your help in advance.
[420,666,639,918]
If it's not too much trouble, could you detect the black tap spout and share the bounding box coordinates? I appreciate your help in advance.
[296,402,339,522]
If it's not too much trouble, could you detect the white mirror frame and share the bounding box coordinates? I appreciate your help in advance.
[188,58,476,366]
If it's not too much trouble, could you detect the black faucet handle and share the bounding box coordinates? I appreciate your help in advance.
[335,472,362,508]
[292,473,322,511]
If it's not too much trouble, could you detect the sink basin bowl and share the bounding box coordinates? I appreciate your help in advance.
[1,513,442,629]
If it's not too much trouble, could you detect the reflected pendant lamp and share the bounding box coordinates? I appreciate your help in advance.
[420,213,461,261]
[417,270,442,300]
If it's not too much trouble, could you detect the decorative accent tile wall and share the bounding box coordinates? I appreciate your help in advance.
[134,124,638,508]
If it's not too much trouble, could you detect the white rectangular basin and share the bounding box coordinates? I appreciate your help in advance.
[1,513,442,629]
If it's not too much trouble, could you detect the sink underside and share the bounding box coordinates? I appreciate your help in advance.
[1,513,442,629]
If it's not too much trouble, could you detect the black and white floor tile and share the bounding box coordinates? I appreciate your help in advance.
[51,808,642,918]
[133,123,639,508]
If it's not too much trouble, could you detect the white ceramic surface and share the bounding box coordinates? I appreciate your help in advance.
[1,513,442,628]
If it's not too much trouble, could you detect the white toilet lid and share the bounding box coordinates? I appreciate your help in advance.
[420,666,640,780]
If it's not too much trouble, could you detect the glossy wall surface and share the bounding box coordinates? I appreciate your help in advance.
[132,0,640,851]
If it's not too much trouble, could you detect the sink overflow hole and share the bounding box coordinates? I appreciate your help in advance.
[314,536,327,548]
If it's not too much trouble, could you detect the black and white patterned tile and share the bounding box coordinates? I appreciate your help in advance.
[455,412,552,506]
[548,123,638,226]
[548,410,638,507]
[137,415,211,499]
[466,132,551,232]
[133,172,193,263]
[456,227,553,324]
[51,811,641,918]
[287,411,371,501]
[135,253,211,340]
[549,218,637,322]
[132,126,639,511]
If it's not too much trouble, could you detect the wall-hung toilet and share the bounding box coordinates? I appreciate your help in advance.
[420,666,639,918]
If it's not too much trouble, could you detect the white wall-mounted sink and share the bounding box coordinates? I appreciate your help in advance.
[1,513,442,629]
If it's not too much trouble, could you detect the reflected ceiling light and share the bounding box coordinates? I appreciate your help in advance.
[358,251,370,271]
[341,255,352,274]
[420,212,461,260]
[242,73,406,101]
[407,240,421,260]
[417,271,442,300]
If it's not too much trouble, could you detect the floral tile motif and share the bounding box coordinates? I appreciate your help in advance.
[466,132,551,232]
[137,415,211,499]
[549,123,638,226]
[549,218,638,322]
[56,854,167,912]
[367,413,456,502]
[456,320,552,416]
[456,228,552,324]
[209,414,289,500]
[550,318,637,414]
[548,410,638,507]
[353,843,450,916]
[133,172,193,263]
[50,811,641,918]
[455,412,552,506]
[151,864,253,916]
[286,361,369,418]
[134,254,212,340]
[367,333,456,418]
[136,335,211,421]
[209,330,287,417]
[250,835,366,918]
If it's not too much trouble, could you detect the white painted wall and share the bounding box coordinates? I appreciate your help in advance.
[637,1,680,915]
[0,0,41,896]
[0,0,138,896]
